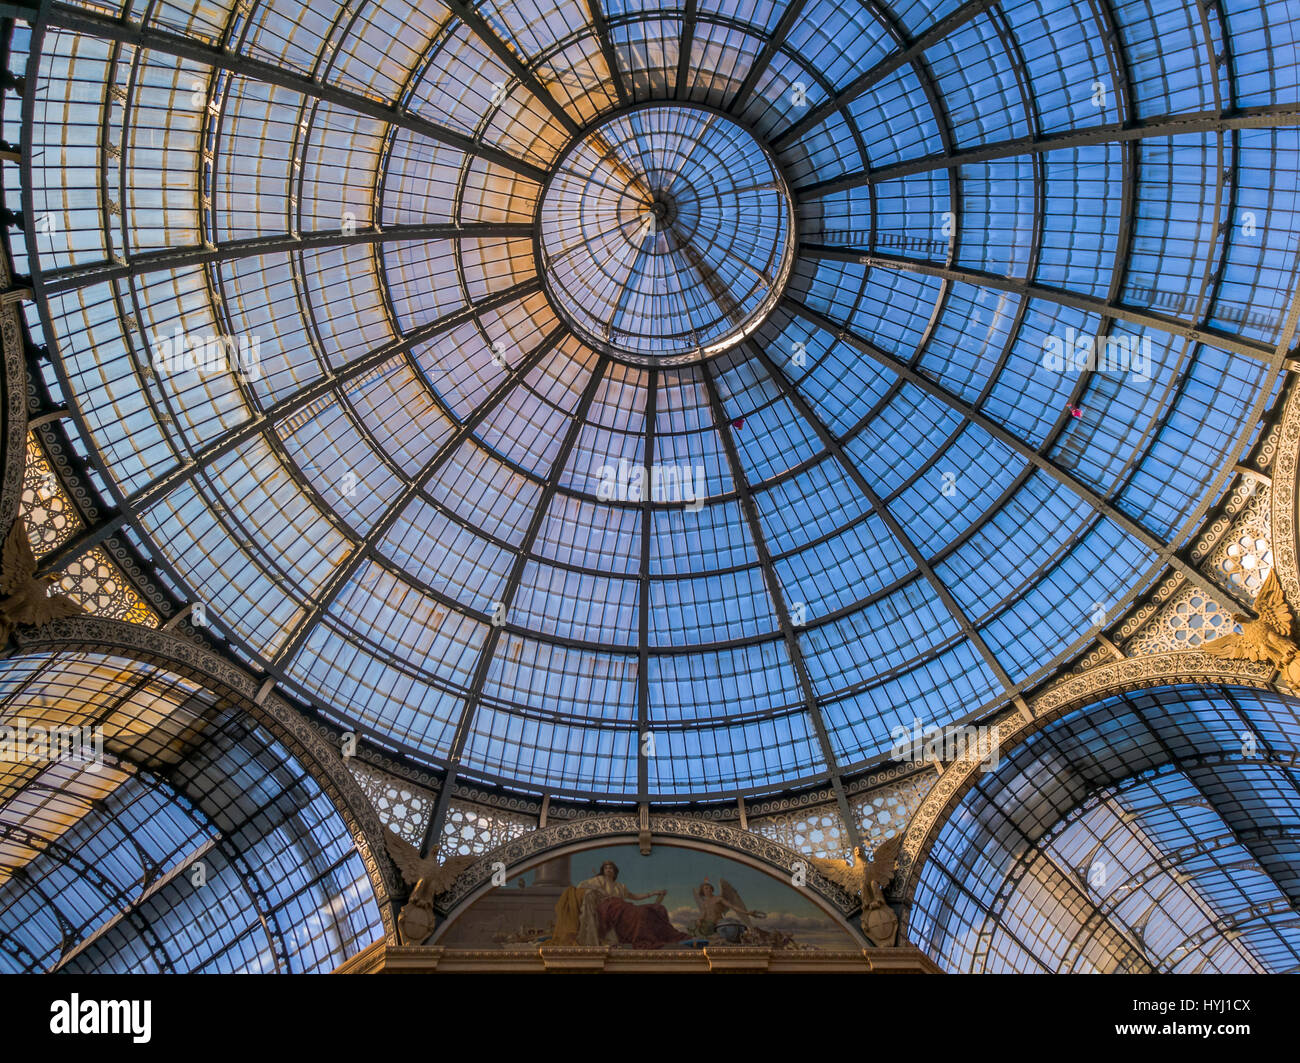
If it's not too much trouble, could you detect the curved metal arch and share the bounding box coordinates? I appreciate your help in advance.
[980,757,1300,972]
[428,813,865,943]
[1,704,353,974]
[13,768,211,973]
[1156,903,1300,974]
[1269,381,1300,613]
[18,760,288,974]
[0,13,26,544]
[1060,827,1299,973]
[895,654,1285,924]
[7,615,403,944]
[0,820,178,972]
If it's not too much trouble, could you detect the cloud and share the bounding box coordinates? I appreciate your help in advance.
[755,911,834,933]
[666,906,832,934]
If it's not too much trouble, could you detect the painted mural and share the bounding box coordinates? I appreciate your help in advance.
[435,843,857,950]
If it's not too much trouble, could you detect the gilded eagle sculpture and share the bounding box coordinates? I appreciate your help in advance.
[0,518,83,645]
[383,828,476,946]
[805,834,903,899]
[1202,570,1300,682]
[805,835,903,949]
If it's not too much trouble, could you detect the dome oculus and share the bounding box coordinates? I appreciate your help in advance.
[537,104,796,365]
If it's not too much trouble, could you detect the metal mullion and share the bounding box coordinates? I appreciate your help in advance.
[445,0,581,139]
[278,86,405,543]
[699,359,860,852]
[724,0,809,117]
[39,222,535,294]
[1039,0,1140,498]
[585,0,629,104]
[636,367,657,803]
[802,248,1278,364]
[795,105,1300,199]
[113,38,201,490]
[783,296,1257,611]
[1132,700,1300,917]
[746,341,1017,698]
[1155,906,1296,974]
[418,352,612,855]
[970,763,1154,971]
[1,823,176,973]
[123,280,536,512]
[44,2,550,184]
[269,324,566,670]
[771,0,998,150]
[674,0,696,100]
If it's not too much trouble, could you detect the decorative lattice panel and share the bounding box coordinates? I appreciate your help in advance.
[1125,585,1240,654]
[20,434,78,554]
[348,761,435,846]
[1203,483,1273,597]
[749,801,849,859]
[852,773,937,852]
[18,433,157,627]
[57,546,157,626]
[1071,476,1268,671]
[439,799,535,858]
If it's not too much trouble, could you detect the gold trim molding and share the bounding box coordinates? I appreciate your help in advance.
[1271,378,1300,610]
[0,245,27,542]
[335,940,941,974]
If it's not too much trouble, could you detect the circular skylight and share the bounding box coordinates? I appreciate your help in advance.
[538,104,795,364]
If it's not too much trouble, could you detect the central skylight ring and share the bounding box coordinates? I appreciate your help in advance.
[537,103,797,366]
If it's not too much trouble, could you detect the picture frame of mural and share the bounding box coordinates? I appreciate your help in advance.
[433,843,859,950]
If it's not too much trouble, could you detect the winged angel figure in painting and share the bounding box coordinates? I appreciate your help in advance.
[804,835,903,948]
[0,518,83,645]
[383,829,476,945]
[691,877,764,938]
[1202,570,1300,683]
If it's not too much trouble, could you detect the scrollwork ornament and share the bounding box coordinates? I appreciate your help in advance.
[1270,380,1300,611]
[1,305,27,542]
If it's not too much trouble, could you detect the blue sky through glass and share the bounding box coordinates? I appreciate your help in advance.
[9,0,1300,802]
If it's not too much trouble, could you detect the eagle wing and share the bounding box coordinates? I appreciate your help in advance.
[1201,631,1266,662]
[719,877,751,925]
[383,828,433,888]
[1,520,37,594]
[864,834,903,888]
[425,853,476,895]
[804,854,862,895]
[1254,570,1292,637]
[26,590,84,627]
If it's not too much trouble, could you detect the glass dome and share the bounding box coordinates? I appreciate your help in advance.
[13,0,1299,805]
